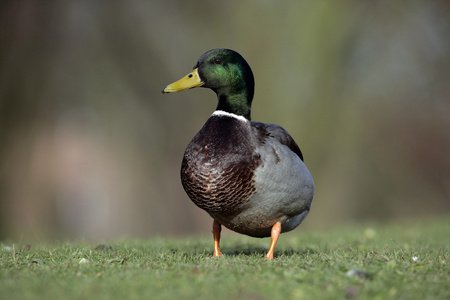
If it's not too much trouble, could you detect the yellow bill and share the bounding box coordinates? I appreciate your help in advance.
[162,68,204,93]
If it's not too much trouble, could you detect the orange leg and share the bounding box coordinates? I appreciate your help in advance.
[265,222,282,260]
[213,220,222,257]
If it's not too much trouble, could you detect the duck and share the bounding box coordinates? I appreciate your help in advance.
[162,49,314,260]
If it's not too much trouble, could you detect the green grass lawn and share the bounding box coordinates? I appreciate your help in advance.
[1,216,449,300]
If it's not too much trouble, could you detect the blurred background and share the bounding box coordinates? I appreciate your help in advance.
[0,0,449,240]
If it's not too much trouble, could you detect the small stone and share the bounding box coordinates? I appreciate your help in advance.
[345,286,358,299]
[346,269,371,279]
[79,258,90,264]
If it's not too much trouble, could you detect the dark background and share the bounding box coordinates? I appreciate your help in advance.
[1,1,449,240]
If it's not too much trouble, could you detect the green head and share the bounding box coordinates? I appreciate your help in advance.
[163,49,255,120]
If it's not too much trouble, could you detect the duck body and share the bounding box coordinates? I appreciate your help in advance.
[181,110,314,238]
[163,49,314,259]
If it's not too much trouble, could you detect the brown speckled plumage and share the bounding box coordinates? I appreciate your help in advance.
[181,115,261,214]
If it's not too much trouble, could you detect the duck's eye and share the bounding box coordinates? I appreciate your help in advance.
[213,58,223,65]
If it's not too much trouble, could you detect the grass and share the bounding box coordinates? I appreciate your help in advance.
[1,216,449,300]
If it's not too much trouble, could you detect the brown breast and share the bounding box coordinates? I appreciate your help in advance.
[180,115,262,214]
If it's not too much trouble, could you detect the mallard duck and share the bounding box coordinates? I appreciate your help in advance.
[162,49,314,259]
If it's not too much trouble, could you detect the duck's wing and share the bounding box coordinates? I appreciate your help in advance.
[251,122,304,162]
